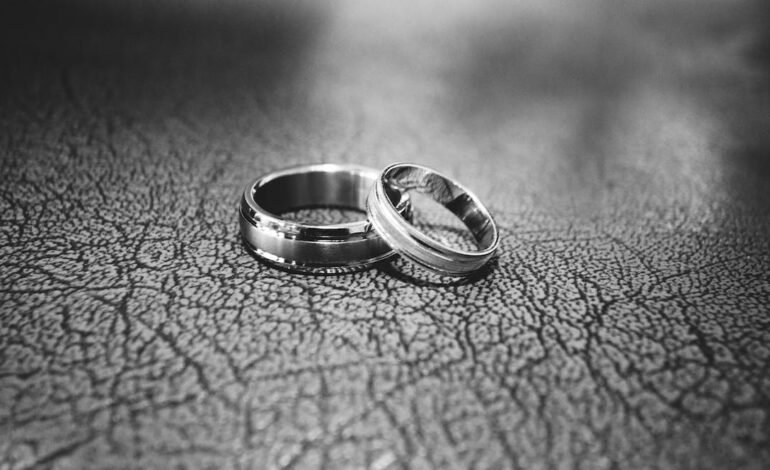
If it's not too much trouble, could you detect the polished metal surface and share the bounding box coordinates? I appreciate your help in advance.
[240,163,411,273]
[367,163,500,276]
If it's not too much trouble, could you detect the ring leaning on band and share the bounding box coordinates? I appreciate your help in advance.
[366,163,500,276]
[239,163,412,273]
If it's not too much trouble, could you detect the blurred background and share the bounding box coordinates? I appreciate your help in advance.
[2,0,769,215]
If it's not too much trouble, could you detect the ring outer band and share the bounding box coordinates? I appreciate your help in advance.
[366,163,500,276]
[240,163,410,274]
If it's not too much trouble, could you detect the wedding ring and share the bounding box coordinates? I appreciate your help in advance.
[240,163,411,273]
[367,163,499,276]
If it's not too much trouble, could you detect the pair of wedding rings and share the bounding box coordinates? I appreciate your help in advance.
[239,163,500,276]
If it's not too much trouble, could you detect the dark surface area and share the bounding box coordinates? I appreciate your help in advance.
[1,0,770,468]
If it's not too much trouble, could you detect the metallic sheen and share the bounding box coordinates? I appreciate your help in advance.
[367,163,500,276]
[240,163,411,273]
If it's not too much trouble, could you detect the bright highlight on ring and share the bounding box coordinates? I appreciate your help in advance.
[366,163,500,276]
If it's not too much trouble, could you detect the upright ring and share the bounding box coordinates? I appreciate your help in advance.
[367,163,500,276]
[240,163,411,273]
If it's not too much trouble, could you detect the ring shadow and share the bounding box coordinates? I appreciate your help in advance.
[375,254,499,288]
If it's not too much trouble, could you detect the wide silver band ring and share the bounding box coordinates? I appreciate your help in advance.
[366,163,500,276]
[240,163,411,273]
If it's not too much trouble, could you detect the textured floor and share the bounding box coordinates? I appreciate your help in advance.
[1,0,769,468]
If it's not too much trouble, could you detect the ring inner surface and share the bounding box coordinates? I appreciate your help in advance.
[256,170,371,218]
[386,166,496,250]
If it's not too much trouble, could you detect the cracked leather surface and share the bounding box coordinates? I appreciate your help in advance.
[1,0,770,468]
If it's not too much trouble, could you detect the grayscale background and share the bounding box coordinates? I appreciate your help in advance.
[1,0,769,468]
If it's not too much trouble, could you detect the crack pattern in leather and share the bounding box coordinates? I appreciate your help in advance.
[1,0,770,469]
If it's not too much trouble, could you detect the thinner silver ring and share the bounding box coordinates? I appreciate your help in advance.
[240,163,411,273]
[366,163,500,276]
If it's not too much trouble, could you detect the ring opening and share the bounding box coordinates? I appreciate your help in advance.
[256,169,371,215]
